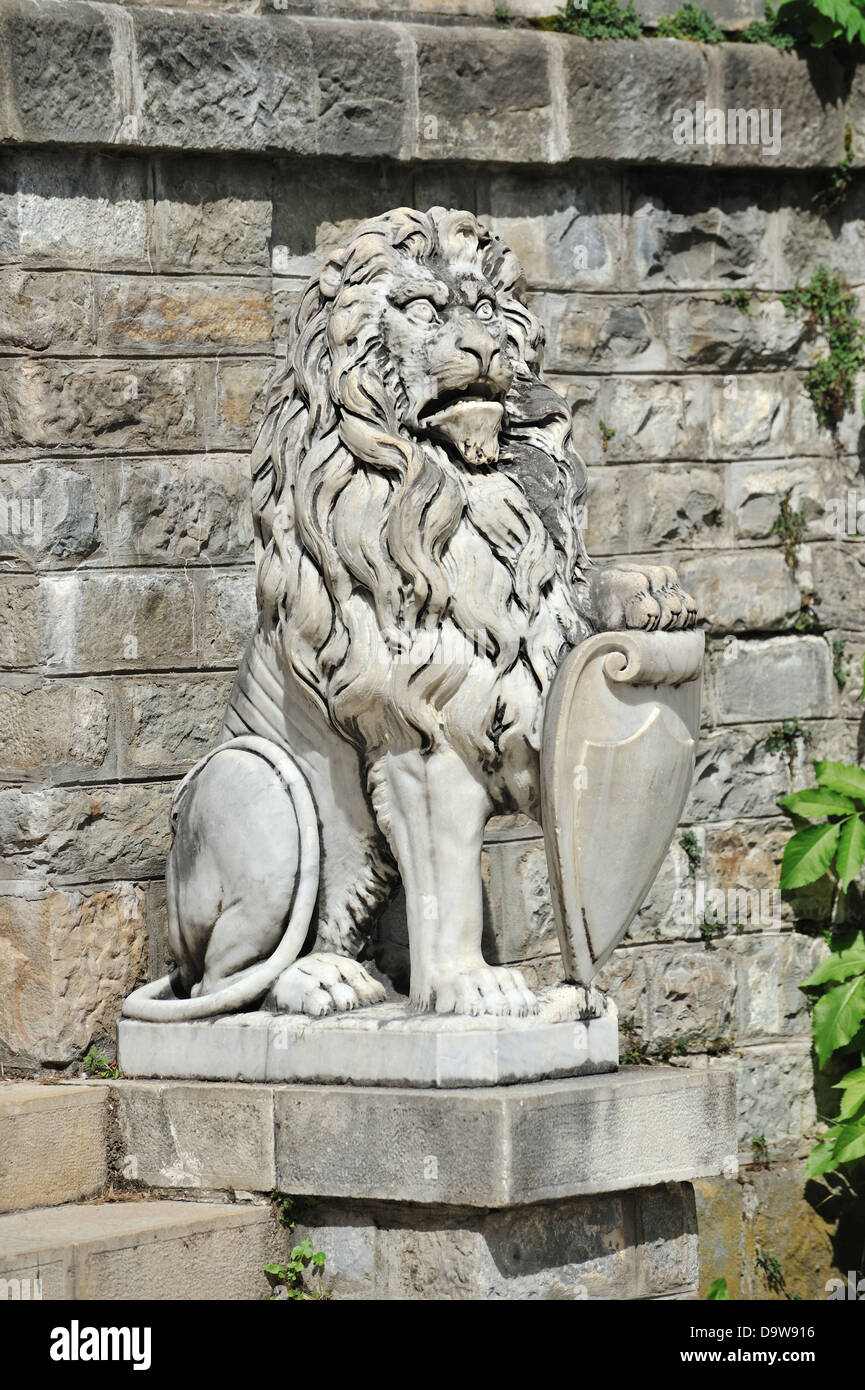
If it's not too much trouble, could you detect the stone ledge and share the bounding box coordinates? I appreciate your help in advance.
[113,1065,738,1206]
[0,1,853,167]
[0,1083,108,1215]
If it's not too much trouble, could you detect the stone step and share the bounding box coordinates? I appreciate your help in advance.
[0,1200,282,1300]
[0,1082,107,1215]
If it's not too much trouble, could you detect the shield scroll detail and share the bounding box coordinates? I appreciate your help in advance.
[540,629,704,985]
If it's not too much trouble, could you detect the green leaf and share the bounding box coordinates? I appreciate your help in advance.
[835,1065,865,1120]
[779,821,841,889]
[706,1276,730,1300]
[813,760,865,801]
[805,1133,839,1179]
[813,976,865,1068]
[802,930,865,987]
[831,1118,865,1165]
[836,814,865,891]
[779,788,857,819]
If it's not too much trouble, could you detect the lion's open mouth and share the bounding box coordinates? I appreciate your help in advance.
[418,383,506,467]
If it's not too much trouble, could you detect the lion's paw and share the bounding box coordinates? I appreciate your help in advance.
[592,563,698,633]
[269,952,387,1017]
[426,965,538,1018]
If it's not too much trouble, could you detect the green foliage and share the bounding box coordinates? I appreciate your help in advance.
[751,1134,771,1167]
[774,0,865,47]
[814,124,855,215]
[721,289,752,313]
[679,829,702,871]
[550,0,645,38]
[495,5,511,25]
[741,2,797,47]
[657,2,725,39]
[599,419,616,452]
[706,1275,731,1299]
[766,718,812,756]
[832,638,850,688]
[264,1241,331,1301]
[780,764,865,1178]
[82,1047,118,1079]
[755,1248,786,1294]
[771,493,808,568]
[268,1191,297,1229]
[781,267,865,432]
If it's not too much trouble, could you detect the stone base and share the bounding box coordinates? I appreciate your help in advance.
[117,984,618,1088]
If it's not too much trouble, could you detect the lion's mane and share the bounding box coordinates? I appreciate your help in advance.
[249,207,593,800]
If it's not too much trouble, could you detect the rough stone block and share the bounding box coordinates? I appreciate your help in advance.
[677,550,800,633]
[1,0,117,147]
[134,10,316,153]
[735,1041,818,1152]
[151,155,272,272]
[644,942,738,1046]
[734,932,826,1042]
[0,463,103,567]
[207,357,273,447]
[481,169,622,291]
[106,454,254,566]
[727,459,826,543]
[5,150,151,271]
[711,635,836,724]
[0,1083,107,1213]
[0,782,173,883]
[96,276,273,354]
[540,292,664,373]
[0,1200,283,1301]
[0,578,41,669]
[0,359,201,453]
[666,294,809,371]
[309,19,412,158]
[630,464,726,550]
[0,680,111,781]
[0,268,95,353]
[686,725,798,824]
[201,569,256,664]
[414,27,554,164]
[118,675,233,777]
[564,37,708,166]
[710,45,845,169]
[0,885,147,1066]
[39,571,197,673]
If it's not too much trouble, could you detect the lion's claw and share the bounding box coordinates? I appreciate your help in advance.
[269,952,387,1017]
[592,563,698,633]
[427,964,538,1018]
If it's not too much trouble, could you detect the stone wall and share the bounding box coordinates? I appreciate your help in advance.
[1,0,864,1293]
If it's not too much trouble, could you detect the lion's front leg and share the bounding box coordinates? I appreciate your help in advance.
[372,747,537,1017]
[592,562,698,632]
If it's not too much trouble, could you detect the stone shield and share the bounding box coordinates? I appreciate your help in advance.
[540,629,704,985]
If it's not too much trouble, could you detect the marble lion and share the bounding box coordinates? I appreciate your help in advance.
[123,206,696,1024]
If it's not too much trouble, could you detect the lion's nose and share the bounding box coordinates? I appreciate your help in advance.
[454,317,497,378]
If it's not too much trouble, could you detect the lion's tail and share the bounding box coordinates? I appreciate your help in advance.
[121,736,320,1022]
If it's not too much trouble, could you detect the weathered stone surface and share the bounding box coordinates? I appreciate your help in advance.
[727,459,826,543]
[0,783,173,881]
[677,550,800,633]
[0,578,40,669]
[686,724,807,824]
[734,932,825,1042]
[151,155,271,272]
[0,884,147,1065]
[414,28,554,164]
[564,37,707,166]
[309,19,411,158]
[735,1041,818,1152]
[97,276,272,354]
[118,675,232,776]
[809,543,865,631]
[0,1200,284,1301]
[562,374,708,463]
[0,1083,107,1213]
[134,10,316,153]
[0,268,94,352]
[0,359,201,453]
[630,465,726,550]
[711,45,846,170]
[710,635,836,724]
[106,455,254,565]
[111,1068,737,1206]
[201,570,256,663]
[482,170,622,291]
[39,572,197,673]
[666,295,809,371]
[0,463,102,566]
[3,151,151,271]
[0,0,117,146]
[207,358,273,447]
[0,680,111,780]
[646,942,737,1046]
[540,292,664,373]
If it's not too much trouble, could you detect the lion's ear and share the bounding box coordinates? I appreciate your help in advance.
[319,248,349,300]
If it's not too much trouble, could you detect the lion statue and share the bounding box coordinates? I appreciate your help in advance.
[123,206,696,1023]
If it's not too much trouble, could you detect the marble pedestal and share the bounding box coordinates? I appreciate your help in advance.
[110,1066,737,1300]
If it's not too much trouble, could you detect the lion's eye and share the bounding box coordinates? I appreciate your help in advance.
[404,299,438,324]
[476,300,495,322]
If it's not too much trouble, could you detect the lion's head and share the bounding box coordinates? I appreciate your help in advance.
[251,207,592,768]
